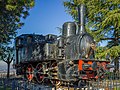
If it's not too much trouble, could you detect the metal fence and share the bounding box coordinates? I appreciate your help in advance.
[0,78,53,90]
[86,73,120,90]
[0,71,120,90]
[72,71,120,90]
[0,60,119,90]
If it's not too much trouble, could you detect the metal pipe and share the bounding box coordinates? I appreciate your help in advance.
[78,4,86,35]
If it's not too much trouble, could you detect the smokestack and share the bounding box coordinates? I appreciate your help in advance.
[78,4,86,35]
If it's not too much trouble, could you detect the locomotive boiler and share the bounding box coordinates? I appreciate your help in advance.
[13,4,112,86]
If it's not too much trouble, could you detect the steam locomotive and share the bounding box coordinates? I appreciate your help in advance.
[13,5,112,86]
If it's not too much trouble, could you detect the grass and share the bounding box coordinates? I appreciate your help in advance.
[0,86,11,90]
[114,87,120,90]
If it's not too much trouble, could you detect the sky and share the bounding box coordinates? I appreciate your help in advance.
[17,0,73,36]
[0,0,73,71]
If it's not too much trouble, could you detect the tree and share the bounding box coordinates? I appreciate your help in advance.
[0,0,35,56]
[2,47,14,78]
[64,0,120,70]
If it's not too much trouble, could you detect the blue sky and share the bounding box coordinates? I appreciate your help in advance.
[17,0,73,36]
[17,0,108,46]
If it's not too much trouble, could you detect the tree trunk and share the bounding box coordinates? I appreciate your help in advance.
[7,63,10,78]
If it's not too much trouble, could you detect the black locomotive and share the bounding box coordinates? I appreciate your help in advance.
[13,5,111,86]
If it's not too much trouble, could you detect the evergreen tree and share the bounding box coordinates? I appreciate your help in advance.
[64,0,120,70]
[0,0,35,56]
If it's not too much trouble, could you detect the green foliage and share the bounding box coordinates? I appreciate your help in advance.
[0,0,35,56]
[95,45,120,59]
[0,46,14,60]
[63,0,120,59]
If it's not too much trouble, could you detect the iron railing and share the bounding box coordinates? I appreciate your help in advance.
[0,71,120,90]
